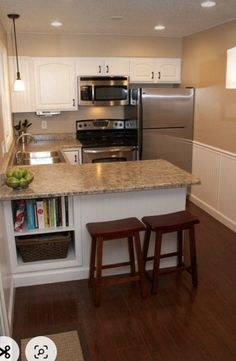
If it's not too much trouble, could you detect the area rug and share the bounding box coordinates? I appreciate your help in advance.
[21,330,85,361]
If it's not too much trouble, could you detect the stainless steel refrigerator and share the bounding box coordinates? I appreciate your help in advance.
[135,87,194,172]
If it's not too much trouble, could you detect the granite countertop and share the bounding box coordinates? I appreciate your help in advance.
[0,159,200,201]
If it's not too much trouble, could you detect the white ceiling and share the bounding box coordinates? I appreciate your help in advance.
[0,0,236,38]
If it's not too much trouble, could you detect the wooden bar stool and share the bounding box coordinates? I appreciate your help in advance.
[142,211,200,294]
[86,217,147,306]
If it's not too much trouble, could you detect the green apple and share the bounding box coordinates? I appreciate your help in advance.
[6,176,20,189]
[6,170,14,178]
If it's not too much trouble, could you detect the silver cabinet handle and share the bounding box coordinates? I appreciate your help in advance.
[158,71,161,79]
[151,71,154,79]
[106,65,109,73]
[72,98,75,106]
[98,65,102,74]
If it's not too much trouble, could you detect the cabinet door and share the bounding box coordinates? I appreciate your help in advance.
[129,58,155,83]
[76,58,103,76]
[8,57,35,113]
[155,58,181,83]
[104,58,130,76]
[33,58,76,111]
[63,149,81,164]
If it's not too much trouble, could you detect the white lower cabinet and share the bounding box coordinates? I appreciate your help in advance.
[63,148,82,164]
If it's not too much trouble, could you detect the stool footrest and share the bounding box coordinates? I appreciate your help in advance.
[94,261,133,271]
[159,265,191,275]
[145,251,179,262]
[101,273,140,286]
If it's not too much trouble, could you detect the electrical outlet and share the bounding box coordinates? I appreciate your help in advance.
[41,120,47,129]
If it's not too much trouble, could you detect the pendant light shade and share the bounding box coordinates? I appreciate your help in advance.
[226,47,236,89]
[7,14,25,92]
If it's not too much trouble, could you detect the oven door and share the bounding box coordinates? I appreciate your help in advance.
[82,146,137,164]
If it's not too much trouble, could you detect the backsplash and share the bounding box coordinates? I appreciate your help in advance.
[13,106,136,136]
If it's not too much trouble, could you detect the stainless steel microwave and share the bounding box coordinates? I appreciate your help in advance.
[78,76,129,106]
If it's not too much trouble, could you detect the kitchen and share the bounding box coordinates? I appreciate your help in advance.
[0,1,236,360]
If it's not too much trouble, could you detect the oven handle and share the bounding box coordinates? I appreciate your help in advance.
[83,146,136,154]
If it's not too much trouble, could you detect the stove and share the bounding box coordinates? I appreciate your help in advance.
[76,119,138,163]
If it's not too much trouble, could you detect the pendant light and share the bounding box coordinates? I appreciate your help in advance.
[7,14,25,91]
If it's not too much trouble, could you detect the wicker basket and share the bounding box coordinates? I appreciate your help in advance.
[16,231,71,262]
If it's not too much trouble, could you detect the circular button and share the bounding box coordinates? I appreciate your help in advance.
[25,336,57,361]
[0,336,20,361]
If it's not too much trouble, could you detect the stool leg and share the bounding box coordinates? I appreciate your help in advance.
[89,237,96,287]
[152,231,162,294]
[128,236,136,274]
[95,237,103,306]
[143,227,151,268]
[177,230,183,267]
[189,226,198,287]
[133,231,147,298]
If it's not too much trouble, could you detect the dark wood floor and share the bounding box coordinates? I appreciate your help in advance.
[13,201,236,361]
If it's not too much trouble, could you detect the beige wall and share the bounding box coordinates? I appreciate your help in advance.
[7,33,182,57]
[182,20,236,153]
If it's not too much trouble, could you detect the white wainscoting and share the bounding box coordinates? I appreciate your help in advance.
[190,141,236,232]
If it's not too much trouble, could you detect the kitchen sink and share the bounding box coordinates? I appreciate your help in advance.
[13,150,66,165]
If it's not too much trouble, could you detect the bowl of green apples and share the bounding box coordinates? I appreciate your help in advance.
[5,167,34,190]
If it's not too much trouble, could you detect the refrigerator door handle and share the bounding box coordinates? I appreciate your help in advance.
[137,88,143,160]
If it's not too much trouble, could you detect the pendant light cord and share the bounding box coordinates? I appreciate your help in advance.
[12,17,20,79]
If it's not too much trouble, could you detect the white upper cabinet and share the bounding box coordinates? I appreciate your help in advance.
[129,58,156,83]
[8,56,35,113]
[156,58,181,83]
[33,58,77,111]
[130,58,181,83]
[76,57,130,76]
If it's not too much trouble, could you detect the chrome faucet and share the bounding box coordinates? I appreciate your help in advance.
[16,132,36,146]
[16,132,37,152]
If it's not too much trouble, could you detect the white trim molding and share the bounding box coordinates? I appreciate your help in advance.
[190,141,236,232]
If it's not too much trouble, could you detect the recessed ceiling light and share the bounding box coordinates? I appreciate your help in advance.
[201,1,216,7]
[154,25,165,31]
[51,20,63,27]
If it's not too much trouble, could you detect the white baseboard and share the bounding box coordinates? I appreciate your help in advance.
[13,267,90,288]
[190,194,236,233]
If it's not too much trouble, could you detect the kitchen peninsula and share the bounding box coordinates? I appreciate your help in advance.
[0,160,200,287]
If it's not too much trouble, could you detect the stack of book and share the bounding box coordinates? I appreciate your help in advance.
[14,196,72,231]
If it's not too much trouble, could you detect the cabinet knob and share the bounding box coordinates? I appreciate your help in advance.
[72,99,75,107]
[106,65,109,73]
[98,65,102,74]
[158,71,161,79]
[151,71,154,79]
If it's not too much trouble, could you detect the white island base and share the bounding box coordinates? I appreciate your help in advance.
[9,186,187,287]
